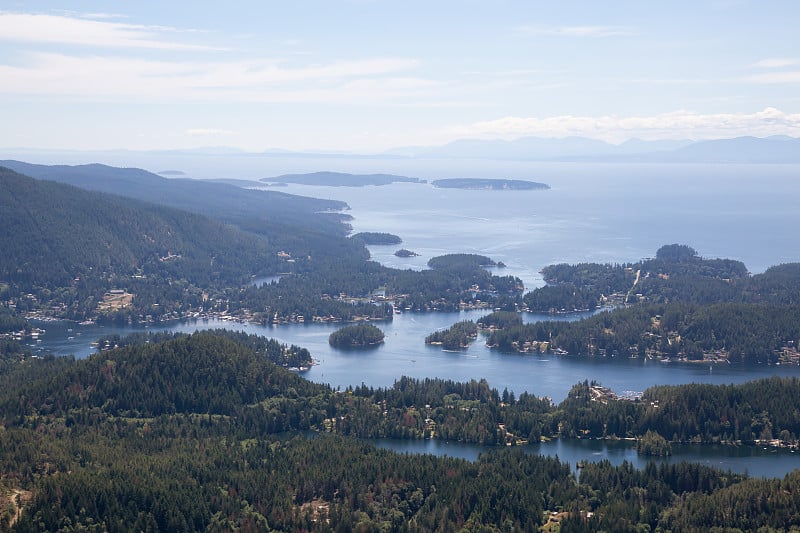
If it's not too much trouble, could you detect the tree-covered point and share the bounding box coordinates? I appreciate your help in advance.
[95,329,313,369]
[328,323,385,348]
[476,310,523,330]
[637,430,672,456]
[0,307,29,334]
[643,243,748,280]
[523,283,606,313]
[0,332,328,423]
[487,302,800,364]
[654,243,700,262]
[425,320,478,350]
[427,253,495,270]
[350,232,403,245]
[526,244,758,313]
[552,377,800,446]
[539,262,634,299]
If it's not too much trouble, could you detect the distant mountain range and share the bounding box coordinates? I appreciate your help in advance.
[3,134,799,164]
[386,135,800,163]
[261,171,424,187]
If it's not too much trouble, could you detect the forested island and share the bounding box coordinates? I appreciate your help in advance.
[425,320,478,350]
[394,248,419,257]
[431,178,550,190]
[524,243,753,313]
[1,330,800,530]
[329,323,385,348]
[427,253,496,270]
[350,232,403,245]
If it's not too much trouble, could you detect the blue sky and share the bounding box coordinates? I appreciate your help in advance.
[1,0,799,152]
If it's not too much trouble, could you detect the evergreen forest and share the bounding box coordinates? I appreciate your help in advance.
[1,331,799,530]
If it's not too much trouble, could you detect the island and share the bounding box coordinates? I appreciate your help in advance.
[351,232,403,245]
[476,311,523,331]
[425,320,478,350]
[431,178,549,190]
[637,430,672,456]
[428,253,495,270]
[260,171,424,187]
[328,323,385,348]
[394,248,419,257]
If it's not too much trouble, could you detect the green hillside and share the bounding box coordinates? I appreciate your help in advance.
[0,167,278,319]
[0,160,350,239]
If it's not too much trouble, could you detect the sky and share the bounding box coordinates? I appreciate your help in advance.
[1,0,799,152]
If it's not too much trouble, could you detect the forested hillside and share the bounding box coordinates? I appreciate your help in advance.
[488,302,800,363]
[0,160,349,239]
[0,167,279,320]
[525,244,800,313]
[1,331,799,530]
[1,162,526,326]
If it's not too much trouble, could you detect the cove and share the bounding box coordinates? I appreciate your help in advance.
[368,437,799,479]
[29,312,800,404]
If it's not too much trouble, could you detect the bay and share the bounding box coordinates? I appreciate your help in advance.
[370,438,799,479]
[29,312,800,404]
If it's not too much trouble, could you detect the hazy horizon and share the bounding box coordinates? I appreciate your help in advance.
[2,1,799,153]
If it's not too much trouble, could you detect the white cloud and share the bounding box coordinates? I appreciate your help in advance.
[80,13,128,21]
[186,128,233,137]
[0,12,218,50]
[517,25,634,37]
[742,71,800,84]
[447,108,800,143]
[0,52,423,103]
[752,58,797,69]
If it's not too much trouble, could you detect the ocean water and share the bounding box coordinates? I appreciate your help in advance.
[14,151,799,275]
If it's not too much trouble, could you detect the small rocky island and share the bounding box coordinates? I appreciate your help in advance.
[329,323,385,348]
[394,249,419,257]
[432,178,549,190]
